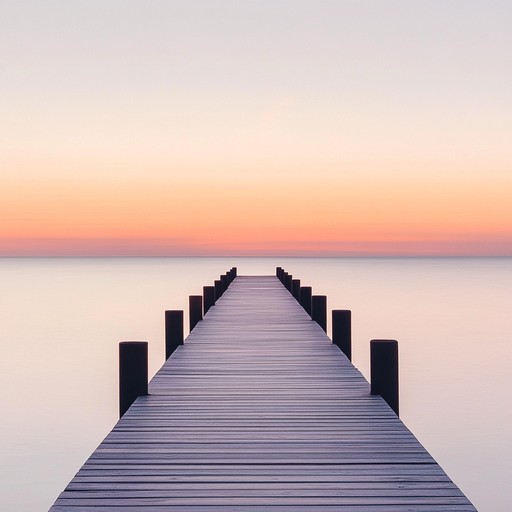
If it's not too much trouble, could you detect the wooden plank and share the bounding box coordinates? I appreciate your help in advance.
[50,275,476,511]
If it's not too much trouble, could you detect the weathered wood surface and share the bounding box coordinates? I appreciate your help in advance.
[50,276,476,511]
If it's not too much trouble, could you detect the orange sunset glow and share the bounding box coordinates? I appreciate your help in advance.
[2,174,511,256]
[2,2,511,256]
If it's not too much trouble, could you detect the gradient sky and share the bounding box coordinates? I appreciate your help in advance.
[2,1,511,256]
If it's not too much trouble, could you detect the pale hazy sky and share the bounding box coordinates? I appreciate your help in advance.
[2,1,511,255]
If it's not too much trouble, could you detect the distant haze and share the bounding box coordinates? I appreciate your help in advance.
[2,1,511,256]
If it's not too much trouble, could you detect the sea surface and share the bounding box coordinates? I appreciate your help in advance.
[1,257,510,511]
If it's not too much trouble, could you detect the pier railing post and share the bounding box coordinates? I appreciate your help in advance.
[285,274,293,292]
[214,279,222,300]
[312,295,327,332]
[332,310,351,361]
[370,339,399,416]
[300,286,313,316]
[189,295,203,331]
[119,341,148,418]
[165,310,184,359]
[221,274,228,292]
[203,286,215,314]
[292,279,301,301]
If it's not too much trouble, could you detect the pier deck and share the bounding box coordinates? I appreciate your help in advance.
[50,275,476,511]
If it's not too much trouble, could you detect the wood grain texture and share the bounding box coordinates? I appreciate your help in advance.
[50,276,476,511]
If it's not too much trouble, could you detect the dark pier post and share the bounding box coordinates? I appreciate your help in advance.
[189,295,203,331]
[214,279,223,300]
[221,274,228,292]
[282,272,288,286]
[203,286,215,315]
[312,295,327,332]
[285,274,293,292]
[165,310,184,359]
[371,339,399,416]
[300,286,312,316]
[292,279,301,301]
[276,267,282,280]
[231,267,237,279]
[332,310,352,361]
[119,341,148,418]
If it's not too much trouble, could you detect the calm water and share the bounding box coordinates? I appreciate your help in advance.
[1,257,510,511]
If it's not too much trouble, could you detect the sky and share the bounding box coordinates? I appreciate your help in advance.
[1,0,511,256]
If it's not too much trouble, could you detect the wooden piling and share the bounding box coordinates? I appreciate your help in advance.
[165,310,184,359]
[119,341,148,418]
[214,279,223,300]
[203,286,215,315]
[312,295,327,332]
[371,339,399,416]
[292,279,301,301]
[189,295,203,331]
[285,273,293,292]
[300,286,312,316]
[332,310,352,361]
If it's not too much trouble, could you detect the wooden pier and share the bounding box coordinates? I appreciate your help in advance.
[50,273,476,511]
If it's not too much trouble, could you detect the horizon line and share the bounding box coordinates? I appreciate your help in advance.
[2,254,511,259]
